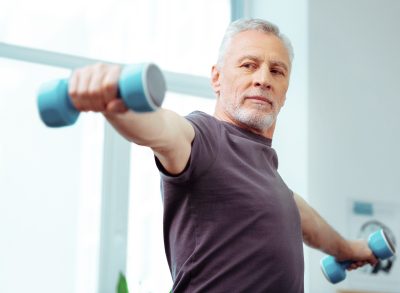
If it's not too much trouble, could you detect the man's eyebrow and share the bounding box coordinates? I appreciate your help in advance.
[237,55,261,64]
[237,56,289,72]
[270,60,289,72]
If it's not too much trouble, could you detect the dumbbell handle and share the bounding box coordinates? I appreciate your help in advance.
[321,229,396,284]
[37,63,166,127]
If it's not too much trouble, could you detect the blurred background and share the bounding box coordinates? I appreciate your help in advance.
[0,0,399,292]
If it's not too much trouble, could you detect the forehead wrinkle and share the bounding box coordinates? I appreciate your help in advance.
[226,31,291,69]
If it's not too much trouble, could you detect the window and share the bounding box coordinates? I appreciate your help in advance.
[0,1,230,292]
[0,58,103,293]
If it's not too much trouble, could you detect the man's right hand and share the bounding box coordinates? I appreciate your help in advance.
[68,63,128,114]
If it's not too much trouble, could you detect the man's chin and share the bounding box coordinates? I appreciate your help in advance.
[234,110,276,131]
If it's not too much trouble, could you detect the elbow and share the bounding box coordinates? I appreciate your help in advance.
[303,231,320,249]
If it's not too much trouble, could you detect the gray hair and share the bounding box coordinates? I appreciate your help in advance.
[216,18,294,68]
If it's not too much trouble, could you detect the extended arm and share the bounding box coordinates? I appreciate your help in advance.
[68,63,194,175]
[293,193,377,268]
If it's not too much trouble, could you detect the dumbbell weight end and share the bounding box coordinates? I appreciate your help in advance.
[320,256,351,284]
[37,79,79,127]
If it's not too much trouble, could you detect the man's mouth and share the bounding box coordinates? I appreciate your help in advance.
[245,96,273,107]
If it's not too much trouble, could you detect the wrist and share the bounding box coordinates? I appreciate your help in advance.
[335,239,354,261]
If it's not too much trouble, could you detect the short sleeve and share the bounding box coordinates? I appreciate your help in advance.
[155,111,222,184]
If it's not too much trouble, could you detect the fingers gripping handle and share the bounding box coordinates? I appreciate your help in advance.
[37,63,166,127]
[320,229,396,284]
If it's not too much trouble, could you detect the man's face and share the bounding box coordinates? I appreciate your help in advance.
[212,30,291,134]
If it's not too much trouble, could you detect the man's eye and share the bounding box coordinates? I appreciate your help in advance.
[241,63,256,69]
[271,69,285,76]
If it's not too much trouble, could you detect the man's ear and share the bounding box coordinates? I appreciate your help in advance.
[211,65,221,96]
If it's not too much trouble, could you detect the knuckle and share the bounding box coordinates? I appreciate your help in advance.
[92,100,105,112]
[72,68,81,76]
[94,62,108,71]
[68,88,77,98]
[72,100,84,111]
[97,103,107,112]
[103,81,117,95]
[76,88,88,98]
[93,62,103,69]
[111,64,121,72]
[87,88,99,98]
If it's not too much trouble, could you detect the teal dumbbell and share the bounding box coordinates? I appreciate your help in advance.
[320,229,396,284]
[37,63,166,127]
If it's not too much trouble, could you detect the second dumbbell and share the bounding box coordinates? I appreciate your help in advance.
[320,229,396,284]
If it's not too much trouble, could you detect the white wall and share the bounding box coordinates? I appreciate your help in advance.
[249,0,400,292]
[308,0,400,292]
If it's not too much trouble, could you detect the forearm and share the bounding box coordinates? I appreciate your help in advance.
[68,63,193,154]
[293,193,351,259]
[104,109,180,148]
[294,193,378,267]
[67,63,194,174]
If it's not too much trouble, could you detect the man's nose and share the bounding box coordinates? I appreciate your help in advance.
[253,67,272,89]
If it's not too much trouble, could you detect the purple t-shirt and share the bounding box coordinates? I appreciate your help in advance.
[156,111,304,292]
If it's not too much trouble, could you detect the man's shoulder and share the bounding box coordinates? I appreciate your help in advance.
[186,110,214,122]
[185,111,221,132]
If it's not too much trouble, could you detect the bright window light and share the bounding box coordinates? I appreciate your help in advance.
[1,0,230,292]
[0,58,103,293]
[0,0,230,76]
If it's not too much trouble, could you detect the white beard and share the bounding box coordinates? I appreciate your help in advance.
[226,99,279,132]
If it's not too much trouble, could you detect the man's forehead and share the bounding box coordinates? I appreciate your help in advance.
[227,30,291,67]
[231,30,282,46]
